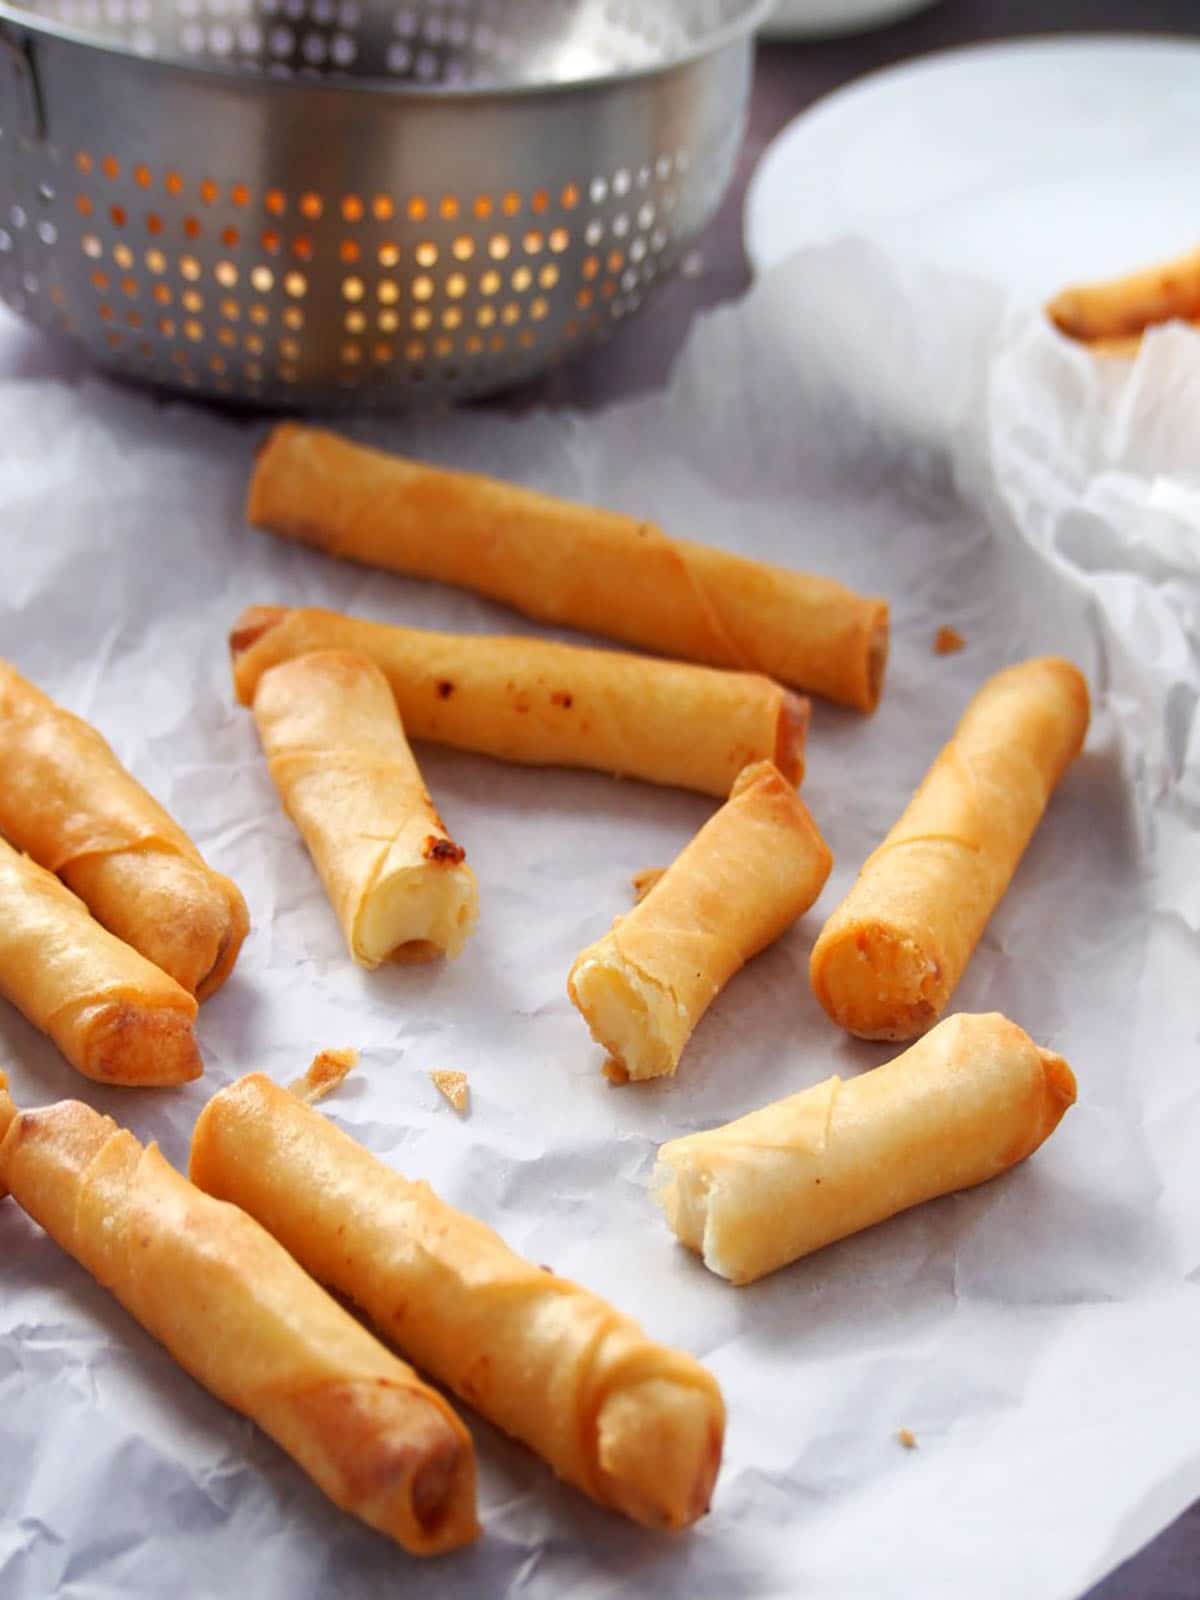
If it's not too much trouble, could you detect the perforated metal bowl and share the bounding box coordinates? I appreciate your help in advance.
[0,0,768,407]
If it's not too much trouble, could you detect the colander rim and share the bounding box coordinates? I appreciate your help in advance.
[0,0,774,101]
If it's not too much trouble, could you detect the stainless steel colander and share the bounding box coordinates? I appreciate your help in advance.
[0,0,768,408]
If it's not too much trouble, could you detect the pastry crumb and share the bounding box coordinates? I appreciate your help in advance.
[602,1056,630,1086]
[934,626,965,656]
[288,1047,358,1105]
[431,1069,470,1115]
[631,867,665,904]
[897,1428,917,1450]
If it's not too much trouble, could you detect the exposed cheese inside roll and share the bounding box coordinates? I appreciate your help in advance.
[655,1012,1076,1284]
[251,650,478,966]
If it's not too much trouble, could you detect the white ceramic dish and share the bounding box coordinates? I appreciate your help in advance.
[760,0,936,39]
[746,35,1200,303]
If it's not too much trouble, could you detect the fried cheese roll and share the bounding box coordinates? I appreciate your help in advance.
[251,650,478,966]
[190,1072,726,1532]
[0,1083,478,1555]
[248,424,889,712]
[1046,245,1200,343]
[569,761,833,1083]
[810,658,1089,1041]
[0,660,248,998]
[655,1012,1076,1284]
[0,837,201,1085]
[231,605,809,800]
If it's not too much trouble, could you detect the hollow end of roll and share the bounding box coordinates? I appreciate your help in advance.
[79,1002,202,1086]
[1038,1048,1078,1119]
[810,923,945,1042]
[594,1376,725,1531]
[229,605,290,702]
[862,603,890,714]
[775,693,810,786]
[193,877,251,1002]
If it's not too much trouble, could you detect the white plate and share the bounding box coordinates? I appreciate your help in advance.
[746,36,1200,303]
[760,0,936,40]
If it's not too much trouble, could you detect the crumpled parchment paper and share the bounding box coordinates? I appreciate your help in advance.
[1,239,1197,1600]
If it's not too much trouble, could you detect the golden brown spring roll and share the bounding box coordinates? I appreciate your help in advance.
[251,651,478,966]
[569,761,833,1083]
[655,1011,1076,1284]
[1046,245,1200,342]
[190,1072,725,1532]
[0,1089,478,1555]
[0,661,248,999]
[248,425,889,712]
[810,658,1089,1042]
[231,606,809,800]
[0,836,201,1085]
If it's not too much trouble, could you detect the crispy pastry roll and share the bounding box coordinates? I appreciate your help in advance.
[251,651,478,966]
[231,606,809,799]
[0,837,200,1085]
[1046,245,1200,343]
[568,761,832,1083]
[190,1072,726,1532]
[810,658,1089,1042]
[0,660,248,999]
[0,1086,478,1555]
[655,1012,1076,1285]
[248,425,889,712]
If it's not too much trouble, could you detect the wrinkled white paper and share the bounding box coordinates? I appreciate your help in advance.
[1,241,1198,1600]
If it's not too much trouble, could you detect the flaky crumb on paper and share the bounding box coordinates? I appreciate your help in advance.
[897,1428,917,1450]
[430,1069,470,1115]
[630,867,665,905]
[934,626,965,656]
[288,1048,358,1105]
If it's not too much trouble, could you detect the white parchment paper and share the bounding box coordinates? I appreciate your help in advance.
[1,242,1198,1600]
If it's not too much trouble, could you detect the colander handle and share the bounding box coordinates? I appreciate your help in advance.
[0,23,45,143]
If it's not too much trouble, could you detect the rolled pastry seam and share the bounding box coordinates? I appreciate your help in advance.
[248,425,889,712]
[190,1073,726,1532]
[810,657,1090,1042]
[0,1093,478,1555]
[0,660,249,999]
[655,1011,1077,1285]
[230,606,809,800]
[1046,245,1200,342]
[0,837,201,1085]
[251,651,478,966]
[569,761,833,1083]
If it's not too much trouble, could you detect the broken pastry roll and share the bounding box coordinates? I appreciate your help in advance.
[568,761,833,1083]
[231,605,809,800]
[190,1071,726,1532]
[0,836,201,1085]
[251,650,477,966]
[810,658,1089,1042]
[248,424,890,712]
[655,1012,1077,1285]
[0,1083,478,1556]
[0,659,248,999]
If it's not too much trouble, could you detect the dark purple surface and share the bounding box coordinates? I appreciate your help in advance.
[536,7,1200,1597]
